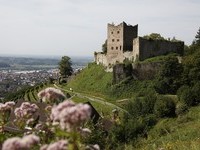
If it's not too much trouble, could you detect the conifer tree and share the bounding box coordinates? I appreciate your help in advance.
[195,27,200,45]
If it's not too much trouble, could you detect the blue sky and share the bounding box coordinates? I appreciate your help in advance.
[0,0,199,57]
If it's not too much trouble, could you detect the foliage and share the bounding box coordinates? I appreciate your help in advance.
[102,40,107,54]
[4,85,32,102]
[171,36,182,42]
[58,56,73,77]
[65,63,113,99]
[139,53,178,64]
[175,102,188,116]
[107,92,158,148]
[143,33,165,40]
[137,106,200,150]
[177,82,200,107]
[0,88,99,150]
[65,63,159,101]
[125,92,157,119]
[182,46,200,85]
[194,27,200,46]
[154,56,183,94]
[154,96,176,118]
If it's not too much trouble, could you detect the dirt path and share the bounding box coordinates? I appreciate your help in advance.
[54,84,128,113]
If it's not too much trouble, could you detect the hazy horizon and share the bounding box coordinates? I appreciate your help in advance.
[0,0,200,57]
[0,53,93,59]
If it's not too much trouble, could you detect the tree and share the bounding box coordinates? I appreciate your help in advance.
[102,40,107,53]
[154,96,176,118]
[154,56,183,94]
[58,56,73,78]
[195,27,200,45]
[143,33,165,40]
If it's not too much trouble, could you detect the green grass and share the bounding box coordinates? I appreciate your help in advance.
[65,63,113,99]
[22,83,53,102]
[139,53,178,64]
[71,96,116,117]
[136,106,200,150]
[63,63,154,101]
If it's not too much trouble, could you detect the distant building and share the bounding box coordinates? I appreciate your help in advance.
[94,22,184,67]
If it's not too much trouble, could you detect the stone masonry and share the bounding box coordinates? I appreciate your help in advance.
[94,22,184,68]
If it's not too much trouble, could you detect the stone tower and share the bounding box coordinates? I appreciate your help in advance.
[95,22,184,68]
[107,22,138,52]
[106,22,138,64]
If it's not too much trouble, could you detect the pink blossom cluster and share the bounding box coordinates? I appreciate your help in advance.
[2,134,40,150]
[0,101,15,112]
[40,140,68,150]
[38,87,66,103]
[14,102,39,118]
[50,100,91,130]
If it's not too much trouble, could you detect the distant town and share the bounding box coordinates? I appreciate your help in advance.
[0,56,92,99]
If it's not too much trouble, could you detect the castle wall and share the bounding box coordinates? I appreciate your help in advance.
[123,24,138,51]
[132,62,162,80]
[123,51,133,62]
[95,52,107,66]
[138,37,184,61]
[132,37,140,61]
[95,22,184,72]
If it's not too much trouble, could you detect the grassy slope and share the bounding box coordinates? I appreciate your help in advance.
[71,96,115,117]
[136,106,200,150]
[139,53,178,64]
[64,63,154,101]
[64,63,113,99]
[65,63,200,150]
[23,83,52,102]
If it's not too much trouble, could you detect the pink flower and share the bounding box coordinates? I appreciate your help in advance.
[50,100,75,121]
[0,101,15,112]
[14,102,38,118]
[5,101,15,108]
[50,100,91,130]
[2,134,40,150]
[21,134,40,147]
[38,88,66,103]
[40,140,68,150]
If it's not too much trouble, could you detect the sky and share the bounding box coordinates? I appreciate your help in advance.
[0,0,199,57]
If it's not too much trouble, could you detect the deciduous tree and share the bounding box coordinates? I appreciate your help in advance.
[59,56,73,77]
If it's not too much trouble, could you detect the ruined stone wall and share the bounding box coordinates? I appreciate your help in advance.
[113,64,133,83]
[95,52,107,66]
[123,51,134,62]
[123,24,138,51]
[112,62,162,83]
[138,37,184,61]
[132,62,162,80]
[132,37,140,61]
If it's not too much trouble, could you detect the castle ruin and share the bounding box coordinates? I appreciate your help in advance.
[94,22,184,68]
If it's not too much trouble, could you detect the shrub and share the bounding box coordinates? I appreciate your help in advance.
[177,85,195,106]
[125,91,157,120]
[154,96,176,118]
[192,82,200,104]
[175,102,188,116]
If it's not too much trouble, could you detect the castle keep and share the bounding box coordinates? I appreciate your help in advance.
[94,22,184,67]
